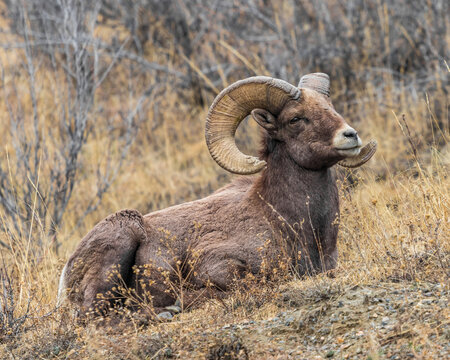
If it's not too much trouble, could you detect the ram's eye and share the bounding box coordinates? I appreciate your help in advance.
[290,117,309,125]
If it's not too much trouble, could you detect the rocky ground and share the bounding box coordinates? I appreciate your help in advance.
[152,281,448,359]
[1,279,448,359]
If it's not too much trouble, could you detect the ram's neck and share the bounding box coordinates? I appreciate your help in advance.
[251,143,339,231]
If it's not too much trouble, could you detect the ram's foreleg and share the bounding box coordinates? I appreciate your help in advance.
[58,209,146,316]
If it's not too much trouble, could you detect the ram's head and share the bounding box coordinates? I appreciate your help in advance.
[206,73,377,173]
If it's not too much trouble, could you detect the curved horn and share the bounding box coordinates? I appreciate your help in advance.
[338,139,378,168]
[205,76,301,174]
[298,72,330,97]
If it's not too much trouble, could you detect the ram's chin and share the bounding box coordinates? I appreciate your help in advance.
[336,147,361,157]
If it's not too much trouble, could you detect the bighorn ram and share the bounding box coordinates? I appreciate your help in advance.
[58,73,376,316]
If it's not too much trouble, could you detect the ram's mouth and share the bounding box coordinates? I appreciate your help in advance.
[336,145,361,157]
[336,144,361,150]
[333,125,363,157]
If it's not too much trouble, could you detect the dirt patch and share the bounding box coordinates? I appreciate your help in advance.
[161,282,448,359]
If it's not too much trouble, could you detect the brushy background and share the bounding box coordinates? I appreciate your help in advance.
[0,0,448,359]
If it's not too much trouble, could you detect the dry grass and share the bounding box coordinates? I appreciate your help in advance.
[0,1,449,358]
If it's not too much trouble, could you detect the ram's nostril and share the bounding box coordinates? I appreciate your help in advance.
[343,129,358,139]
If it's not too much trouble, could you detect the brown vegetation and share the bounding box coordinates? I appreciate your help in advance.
[0,0,448,358]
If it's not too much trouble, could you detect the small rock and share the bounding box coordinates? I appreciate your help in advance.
[157,311,173,321]
[285,316,295,326]
[165,305,181,313]
[326,350,335,358]
[381,316,390,326]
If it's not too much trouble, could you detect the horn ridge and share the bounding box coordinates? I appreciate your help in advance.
[338,139,377,168]
[298,72,330,97]
[205,76,300,174]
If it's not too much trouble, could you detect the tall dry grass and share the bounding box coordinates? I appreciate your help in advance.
[0,0,448,358]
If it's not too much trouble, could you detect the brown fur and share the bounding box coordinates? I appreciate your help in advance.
[60,88,360,316]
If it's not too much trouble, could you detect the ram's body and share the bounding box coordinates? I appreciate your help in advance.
[59,73,376,316]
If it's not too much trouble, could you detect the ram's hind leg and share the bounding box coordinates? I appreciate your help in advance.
[59,209,146,316]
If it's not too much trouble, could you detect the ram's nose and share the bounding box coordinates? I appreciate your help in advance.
[333,125,362,156]
[343,129,358,140]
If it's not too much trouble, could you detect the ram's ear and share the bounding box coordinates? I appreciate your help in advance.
[251,109,277,132]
